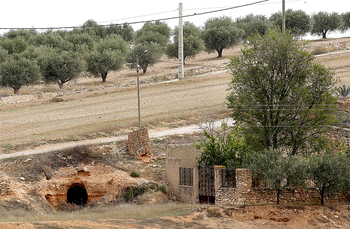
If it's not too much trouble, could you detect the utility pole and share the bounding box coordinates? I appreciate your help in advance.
[178,2,184,79]
[282,0,285,33]
[135,50,148,129]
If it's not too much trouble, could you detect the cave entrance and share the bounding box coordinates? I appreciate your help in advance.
[67,184,88,205]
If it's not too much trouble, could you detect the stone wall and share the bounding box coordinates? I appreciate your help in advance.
[214,168,349,206]
[126,128,151,157]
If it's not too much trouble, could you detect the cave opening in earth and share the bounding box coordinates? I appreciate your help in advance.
[67,184,88,205]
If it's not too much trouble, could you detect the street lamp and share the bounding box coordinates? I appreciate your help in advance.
[136,50,148,129]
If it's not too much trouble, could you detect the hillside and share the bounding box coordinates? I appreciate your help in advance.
[0,38,350,228]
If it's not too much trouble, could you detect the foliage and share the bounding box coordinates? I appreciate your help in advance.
[195,121,251,169]
[248,148,307,204]
[335,84,350,98]
[0,46,8,63]
[269,9,312,37]
[0,37,28,55]
[341,12,350,32]
[122,186,148,203]
[0,57,40,94]
[85,35,127,82]
[227,29,337,155]
[85,49,125,83]
[311,12,344,39]
[64,32,95,52]
[38,50,85,89]
[126,42,163,73]
[106,23,134,42]
[236,14,272,40]
[165,22,204,64]
[135,21,171,48]
[28,32,65,49]
[307,151,349,205]
[130,171,140,177]
[202,16,244,58]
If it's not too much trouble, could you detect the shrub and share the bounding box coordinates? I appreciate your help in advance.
[130,171,140,177]
[122,186,148,202]
[155,185,167,194]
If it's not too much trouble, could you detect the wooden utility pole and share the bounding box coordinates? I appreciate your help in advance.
[178,2,184,79]
[282,0,285,33]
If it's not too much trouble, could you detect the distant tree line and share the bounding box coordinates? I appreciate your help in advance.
[0,10,349,94]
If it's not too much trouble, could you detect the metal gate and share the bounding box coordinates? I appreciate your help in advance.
[198,163,215,204]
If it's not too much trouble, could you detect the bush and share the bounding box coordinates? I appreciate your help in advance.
[130,171,140,177]
[122,186,148,202]
[155,185,167,194]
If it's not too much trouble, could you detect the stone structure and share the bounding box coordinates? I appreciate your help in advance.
[126,128,151,157]
[214,167,348,206]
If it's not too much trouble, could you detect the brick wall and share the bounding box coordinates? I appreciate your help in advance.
[126,128,151,157]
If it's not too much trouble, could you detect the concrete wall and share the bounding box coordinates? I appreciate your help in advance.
[166,144,201,204]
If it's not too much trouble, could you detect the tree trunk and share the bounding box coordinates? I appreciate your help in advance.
[320,187,325,205]
[101,72,108,83]
[277,190,281,205]
[13,87,19,94]
[142,66,147,74]
[217,48,223,58]
[59,82,64,89]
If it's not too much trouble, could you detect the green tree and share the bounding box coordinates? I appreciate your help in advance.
[84,35,127,82]
[165,22,204,64]
[29,32,65,48]
[269,9,312,37]
[0,46,8,63]
[126,42,162,74]
[64,33,95,53]
[248,148,307,204]
[106,23,134,42]
[195,121,251,169]
[227,29,337,155]
[202,16,244,58]
[307,152,348,205]
[0,57,40,94]
[38,51,85,89]
[135,21,171,48]
[3,29,37,40]
[0,37,28,55]
[311,12,344,39]
[341,12,350,32]
[236,14,272,40]
[81,19,107,38]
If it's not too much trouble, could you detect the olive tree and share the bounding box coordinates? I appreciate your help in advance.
[311,12,344,39]
[236,14,272,40]
[341,12,350,32]
[135,21,171,49]
[0,57,40,94]
[38,50,85,89]
[248,148,307,204]
[126,42,162,74]
[269,9,312,37]
[308,152,349,205]
[202,16,244,58]
[227,29,337,155]
[85,35,128,82]
[166,22,204,64]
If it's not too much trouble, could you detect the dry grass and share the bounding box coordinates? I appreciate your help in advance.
[0,202,199,222]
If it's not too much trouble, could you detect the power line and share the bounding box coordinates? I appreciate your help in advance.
[0,0,269,31]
